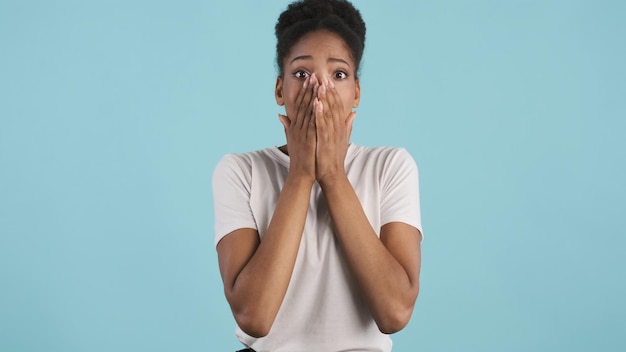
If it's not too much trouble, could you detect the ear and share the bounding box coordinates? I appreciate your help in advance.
[353,79,361,108]
[275,76,285,106]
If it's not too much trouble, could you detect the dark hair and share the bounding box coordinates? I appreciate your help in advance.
[275,0,366,78]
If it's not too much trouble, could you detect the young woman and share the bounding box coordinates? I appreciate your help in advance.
[213,1,423,351]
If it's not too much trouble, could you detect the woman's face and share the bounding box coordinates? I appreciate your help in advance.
[275,29,360,121]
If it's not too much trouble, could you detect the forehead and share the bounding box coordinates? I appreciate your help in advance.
[286,30,353,63]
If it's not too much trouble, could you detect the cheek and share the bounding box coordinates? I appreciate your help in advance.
[283,81,302,115]
[339,90,356,113]
[285,78,304,99]
[287,89,300,105]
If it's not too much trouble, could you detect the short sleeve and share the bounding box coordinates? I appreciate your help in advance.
[212,154,258,247]
[380,148,423,239]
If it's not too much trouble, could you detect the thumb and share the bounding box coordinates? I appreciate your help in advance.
[278,114,290,129]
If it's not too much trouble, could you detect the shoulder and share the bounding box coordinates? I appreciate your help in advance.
[350,144,417,170]
[214,148,280,176]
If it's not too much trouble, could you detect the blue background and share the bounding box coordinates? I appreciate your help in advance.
[1,0,624,351]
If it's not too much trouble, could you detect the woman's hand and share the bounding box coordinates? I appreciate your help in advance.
[314,77,356,184]
[278,74,319,184]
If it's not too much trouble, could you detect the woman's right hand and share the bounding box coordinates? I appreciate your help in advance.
[278,73,319,183]
[219,75,321,334]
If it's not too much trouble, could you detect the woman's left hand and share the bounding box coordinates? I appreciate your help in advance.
[314,77,356,184]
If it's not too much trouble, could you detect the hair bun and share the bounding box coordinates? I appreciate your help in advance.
[275,0,366,77]
[276,0,365,44]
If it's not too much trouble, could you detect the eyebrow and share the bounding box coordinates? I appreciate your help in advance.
[290,55,351,66]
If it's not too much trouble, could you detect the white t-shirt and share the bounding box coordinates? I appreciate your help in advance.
[213,144,422,352]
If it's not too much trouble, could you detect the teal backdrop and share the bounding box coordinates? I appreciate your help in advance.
[1,1,624,351]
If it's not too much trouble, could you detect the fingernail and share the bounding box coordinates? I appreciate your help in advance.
[303,76,309,89]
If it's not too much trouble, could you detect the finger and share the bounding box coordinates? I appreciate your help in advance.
[310,97,320,128]
[308,98,319,142]
[314,97,324,131]
[323,78,342,122]
[297,76,317,129]
[293,76,309,110]
[317,79,331,121]
[300,79,319,133]
[307,73,320,119]
[310,72,320,88]
[308,74,320,117]
[326,75,335,89]
[301,96,316,138]
[292,76,311,128]
[278,114,290,129]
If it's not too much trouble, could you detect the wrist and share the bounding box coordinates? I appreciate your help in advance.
[285,172,316,188]
[317,172,349,190]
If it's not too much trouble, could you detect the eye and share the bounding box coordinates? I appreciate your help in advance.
[293,70,310,79]
[333,71,348,80]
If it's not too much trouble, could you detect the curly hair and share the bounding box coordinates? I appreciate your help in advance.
[275,0,366,78]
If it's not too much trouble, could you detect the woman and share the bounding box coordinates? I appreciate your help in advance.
[213,1,423,351]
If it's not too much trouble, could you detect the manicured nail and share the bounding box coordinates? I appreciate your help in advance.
[303,76,309,89]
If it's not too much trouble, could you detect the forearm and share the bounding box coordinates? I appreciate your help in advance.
[320,175,418,333]
[228,175,313,336]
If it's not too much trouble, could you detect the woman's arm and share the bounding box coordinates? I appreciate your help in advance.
[217,174,314,338]
[216,75,319,337]
[315,77,421,333]
[319,176,422,334]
